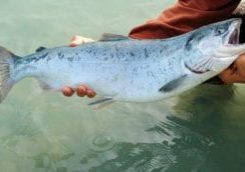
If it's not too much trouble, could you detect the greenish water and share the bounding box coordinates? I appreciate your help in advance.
[1,0,245,172]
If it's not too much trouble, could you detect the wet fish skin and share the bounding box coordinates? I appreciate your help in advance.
[0,18,244,105]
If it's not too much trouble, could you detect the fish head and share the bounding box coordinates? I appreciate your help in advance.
[185,18,245,73]
[186,18,242,55]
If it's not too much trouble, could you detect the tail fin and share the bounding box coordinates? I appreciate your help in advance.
[0,46,18,103]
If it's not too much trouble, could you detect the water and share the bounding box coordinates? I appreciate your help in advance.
[0,0,245,171]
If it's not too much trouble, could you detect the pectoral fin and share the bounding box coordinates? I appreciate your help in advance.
[159,75,188,92]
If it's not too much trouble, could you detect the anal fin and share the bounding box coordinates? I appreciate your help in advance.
[88,97,115,109]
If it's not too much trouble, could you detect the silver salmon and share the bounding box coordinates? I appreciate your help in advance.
[0,18,244,106]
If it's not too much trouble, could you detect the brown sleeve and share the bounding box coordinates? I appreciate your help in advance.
[129,0,241,39]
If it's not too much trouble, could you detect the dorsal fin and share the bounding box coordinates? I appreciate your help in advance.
[99,33,129,41]
[36,46,47,52]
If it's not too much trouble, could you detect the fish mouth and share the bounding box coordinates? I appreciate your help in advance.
[228,28,240,44]
[226,19,242,45]
[215,19,245,58]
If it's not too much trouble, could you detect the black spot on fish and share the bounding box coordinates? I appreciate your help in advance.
[39,52,49,60]
[86,49,93,54]
[74,53,81,61]
[110,53,114,58]
[111,74,119,82]
[160,45,168,53]
[58,52,65,60]
[185,33,204,50]
[131,68,137,74]
[167,61,173,67]
[130,52,135,57]
[25,52,49,63]
[144,48,149,58]
[147,71,155,78]
[115,45,119,52]
[46,56,52,61]
[67,57,74,62]
[185,37,193,50]
[133,68,137,72]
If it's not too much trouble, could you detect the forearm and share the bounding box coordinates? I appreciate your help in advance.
[128,0,241,85]
[129,0,241,39]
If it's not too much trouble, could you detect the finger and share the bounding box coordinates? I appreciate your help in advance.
[221,72,245,83]
[69,40,83,47]
[70,35,81,42]
[70,36,83,47]
[62,87,75,97]
[231,75,245,83]
[86,89,96,98]
[76,85,87,97]
[71,36,76,42]
[69,42,77,47]
[219,69,236,84]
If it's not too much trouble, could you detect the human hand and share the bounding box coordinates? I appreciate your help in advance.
[62,36,96,98]
[219,52,245,84]
[62,85,96,98]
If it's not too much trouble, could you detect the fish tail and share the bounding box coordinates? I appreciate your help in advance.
[0,46,19,103]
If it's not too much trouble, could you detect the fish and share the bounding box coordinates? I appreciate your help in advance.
[0,18,245,107]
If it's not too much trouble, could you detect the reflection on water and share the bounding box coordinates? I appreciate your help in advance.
[2,82,245,172]
[1,0,245,172]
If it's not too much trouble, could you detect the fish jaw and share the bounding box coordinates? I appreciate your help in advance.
[195,19,244,73]
[216,18,243,56]
[211,19,245,72]
[225,18,242,46]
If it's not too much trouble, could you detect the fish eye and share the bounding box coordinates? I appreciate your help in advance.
[215,28,226,35]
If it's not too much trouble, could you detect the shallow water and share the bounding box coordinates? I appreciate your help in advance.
[1,0,245,172]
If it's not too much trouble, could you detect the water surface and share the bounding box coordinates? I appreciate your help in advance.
[0,0,245,172]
